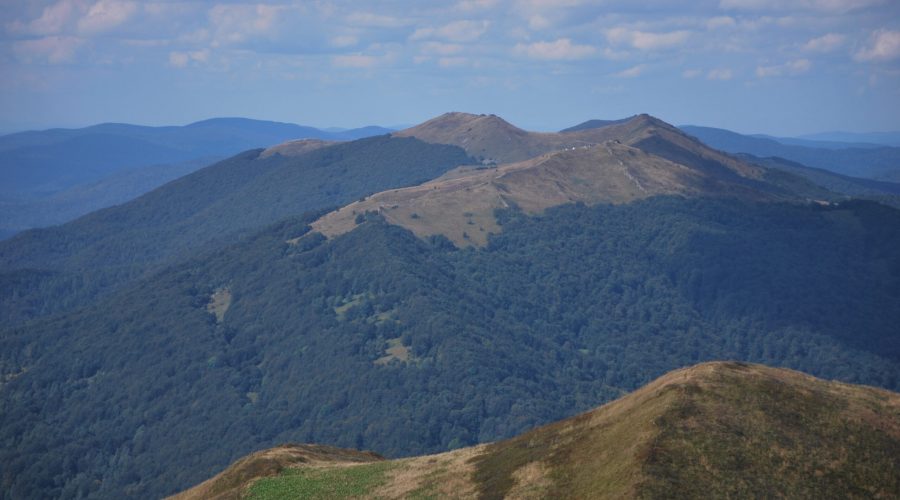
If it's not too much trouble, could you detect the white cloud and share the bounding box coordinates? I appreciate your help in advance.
[331,51,397,69]
[207,4,285,46]
[168,48,210,68]
[455,0,499,11]
[330,35,359,48]
[802,33,845,52]
[606,28,690,50]
[332,54,379,68]
[438,56,468,67]
[528,14,552,30]
[854,30,900,62]
[707,16,737,29]
[168,51,189,67]
[514,38,596,60]
[756,58,811,77]
[13,35,85,64]
[719,0,884,13]
[420,42,464,56]
[516,0,590,9]
[600,47,631,61]
[345,12,410,28]
[411,20,490,42]
[614,64,645,78]
[7,0,83,36]
[707,68,734,80]
[682,68,702,78]
[77,0,138,34]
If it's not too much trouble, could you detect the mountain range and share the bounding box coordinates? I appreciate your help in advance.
[0,118,393,238]
[317,114,810,247]
[172,362,900,499]
[799,130,900,147]
[2,112,899,498]
[680,125,900,182]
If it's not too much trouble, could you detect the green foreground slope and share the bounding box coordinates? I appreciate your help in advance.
[174,362,900,499]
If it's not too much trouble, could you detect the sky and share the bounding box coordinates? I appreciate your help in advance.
[1,0,899,136]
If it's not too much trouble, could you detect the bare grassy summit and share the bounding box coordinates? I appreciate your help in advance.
[312,113,805,247]
[258,139,334,158]
[172,362,900,499]
[312,142,781,247]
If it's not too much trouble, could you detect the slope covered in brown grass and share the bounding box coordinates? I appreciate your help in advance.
[174,362,900,499]
[312,113,808,247]
[393,112,765,178]
[258,139,334,158]
[311,138,783,247]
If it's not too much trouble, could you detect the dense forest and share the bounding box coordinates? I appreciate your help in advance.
[0,136,472,325]
[2,196,899,498]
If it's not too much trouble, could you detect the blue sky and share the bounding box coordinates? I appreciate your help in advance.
[1,0,899,135]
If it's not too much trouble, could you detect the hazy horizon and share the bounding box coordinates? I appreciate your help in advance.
[2,0,899,136]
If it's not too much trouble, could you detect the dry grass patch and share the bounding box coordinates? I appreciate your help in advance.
[259,139,334,159]
[375,338,412,365]
[206,287,232,323]
[372,445,485,499]
[506,461,552,499]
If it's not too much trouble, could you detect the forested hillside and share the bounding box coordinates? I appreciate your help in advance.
[0,136,472,324]
[3,196,899,498]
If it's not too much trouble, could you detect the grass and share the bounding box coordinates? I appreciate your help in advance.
[374,338,411,365]
[175,363,900,500]
[206,286,232,323]
[246,462,394,500]
[403,465,448,500]
[637,364,900,499]
[470,367,677,499]
[470,362,900,500]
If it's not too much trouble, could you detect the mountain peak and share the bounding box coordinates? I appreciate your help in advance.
[395,112,697,164]
[394,112,530,162]
[313,110,786,247]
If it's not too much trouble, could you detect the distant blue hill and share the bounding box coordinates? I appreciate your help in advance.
[679,125,900,182]
[0,118,394,189]
[0,118,393,237]
[799,131,900,148]
[748,134,883,150]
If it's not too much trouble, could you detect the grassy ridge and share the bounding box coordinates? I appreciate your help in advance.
[174,362,900,499]
[640,364,900,498]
